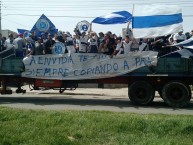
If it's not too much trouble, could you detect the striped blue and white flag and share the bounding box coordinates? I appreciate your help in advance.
[161,47,193,58]
[132,5,183,38]
[92,11,132,25]
[17,28,29,34]
[173,37,193,47]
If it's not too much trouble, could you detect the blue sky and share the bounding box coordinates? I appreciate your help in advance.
[1,0,193,35]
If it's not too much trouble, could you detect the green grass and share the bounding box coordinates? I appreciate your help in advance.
[0,107,193,145]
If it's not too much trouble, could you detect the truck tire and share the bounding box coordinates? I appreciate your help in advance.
[162,81,191,108]
[158,90,163,99]
[128,81,155,105]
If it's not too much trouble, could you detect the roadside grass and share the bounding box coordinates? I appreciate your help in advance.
[0,107,193,145]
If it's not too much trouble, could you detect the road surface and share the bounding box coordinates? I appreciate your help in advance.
[0,87,193,115]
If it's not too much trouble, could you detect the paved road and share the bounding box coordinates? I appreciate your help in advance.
[0,87,193,115]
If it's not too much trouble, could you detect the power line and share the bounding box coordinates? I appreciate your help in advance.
[1,4,36,22]
[2,13,193,18]
[1,5,133,8]
[1,4,192,10]
[2,3,193,6]
[2,17,31,28]
[4,4,193,9]
[0,1,2,33]
[1,4,133,8]
[2,1,193,6]
[2,0,193,3]
[2,14,96,18]
[2,9,129,11]
[2,1,193,4]
[1,0,134,3]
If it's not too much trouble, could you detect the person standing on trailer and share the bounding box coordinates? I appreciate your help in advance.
[34,37,44,55]
[173,30,187,44]
[2,33,16,58]
[99,32,115,55]
[13,34,26,57]
[25,37,35,57]
[138,38,149,51]
[76,31,89,53]
[88,32,98,53]
[110,37,124,57]
[0,33,5,52]
[64,32,76,55]
[74,35,80,53]
[45,34,55,54]
[4,33,15,50]
[98,32,105,48]
[111,35,133,57]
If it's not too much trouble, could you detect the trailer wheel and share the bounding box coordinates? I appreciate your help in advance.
[128,81,155,105]
[162,81,191,108]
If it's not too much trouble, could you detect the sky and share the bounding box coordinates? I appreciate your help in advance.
[1,0,193,36]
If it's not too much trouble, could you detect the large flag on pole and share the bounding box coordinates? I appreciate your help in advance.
[92,11,132,24]
[132,5,183,38]
[31,14,58,37]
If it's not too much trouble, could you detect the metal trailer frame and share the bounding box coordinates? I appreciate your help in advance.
[0,56,193,108]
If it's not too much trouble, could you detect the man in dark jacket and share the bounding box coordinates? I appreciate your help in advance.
[45,34,55,54]
[0,33,5,52]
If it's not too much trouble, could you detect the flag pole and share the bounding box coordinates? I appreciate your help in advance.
[126,4,134,36]
[88,22,92,37]
[132,4,134,16]
[90,22,92,33]
[131,4,134,38]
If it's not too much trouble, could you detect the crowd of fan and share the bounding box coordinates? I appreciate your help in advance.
[0,28,192,58]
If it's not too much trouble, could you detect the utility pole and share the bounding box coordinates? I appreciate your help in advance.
[0,1,1,33]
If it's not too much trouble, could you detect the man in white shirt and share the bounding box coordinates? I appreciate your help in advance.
[173,30,187,43]
[1,33,15,58]
[13,34,26,57]
[78,32,89,53]
[88,32,98,53]
[111,35,132,57]
[123,35,133,54]
[138,38,149,51]
[111,37,124,57]
[64,32,76,55]
[4,33,15,50]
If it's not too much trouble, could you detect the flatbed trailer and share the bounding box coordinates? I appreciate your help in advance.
[0,54,192,108]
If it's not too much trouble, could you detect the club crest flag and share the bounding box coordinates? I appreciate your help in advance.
[76,20,91,33]
[31,14,58,37]
[52,42,66,54]
[132,5,183,38]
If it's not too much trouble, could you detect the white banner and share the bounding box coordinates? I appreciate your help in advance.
[22,51,158,80]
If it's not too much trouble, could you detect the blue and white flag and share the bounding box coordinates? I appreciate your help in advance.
[17,28,29,34]
[161,47,193,58]
[173,37,193,47]
[17,29,31,37]
[31,14,58,37]
[132,5,183,38]
[92,11,132,24]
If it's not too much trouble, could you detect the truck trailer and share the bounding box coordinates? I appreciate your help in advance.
[0,50,192,108]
